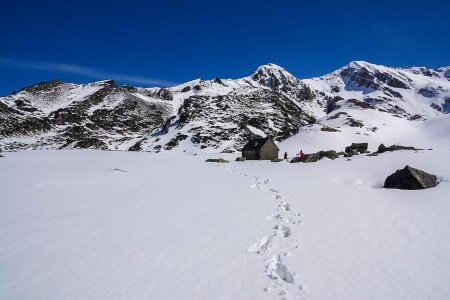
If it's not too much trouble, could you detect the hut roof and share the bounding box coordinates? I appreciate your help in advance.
[242,137,277,151]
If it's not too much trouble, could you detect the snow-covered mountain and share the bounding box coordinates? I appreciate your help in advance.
[306,61,450,119]
[2,63,450,300]
[1,61,449,152]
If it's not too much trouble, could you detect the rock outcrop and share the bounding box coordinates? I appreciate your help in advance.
[383,165,438,190]
[377,144,418,153]
[344,143,369,156]
[290,150,340,163]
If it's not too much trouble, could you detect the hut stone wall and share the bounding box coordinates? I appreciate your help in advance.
[243,150,258,160]
[260,139,279,160]
[241,137,279,160]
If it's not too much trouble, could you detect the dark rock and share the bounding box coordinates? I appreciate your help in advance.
[212,78,223,84]
[156,88,173,100]
[0,116,52,136]
[326,96,343,114]
[320,126,340,132]
[235,157,246,161]
[296,85,315,101]
[377,144,418,153]
[180,86,191,93]
[74,138,108,150]
[290,150,339,163]
[431,103,443,112]
[271,158,283,162]
[129,139,144,151]
[383,165,438,190]
[164,134,188,150]
[445,97,450,113]
[15,99,27,107]
[346,118,364,127]
[408,114,423,121]
[327,111,348,120]
[20,80,64,93]
[63,126,89,140]
[205,158,229,163]
[421,69,433,77]
[340,66,379,90]
[345,143,369,155]
[418,87,438,98]
[331,85,340,93]
[384,87,403,99]
[374,71,410,89]
[348,99,375,109]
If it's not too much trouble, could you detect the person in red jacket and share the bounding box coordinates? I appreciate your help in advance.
[299,149,304,157]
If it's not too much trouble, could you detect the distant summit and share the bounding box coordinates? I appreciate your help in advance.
[251,63,300,90]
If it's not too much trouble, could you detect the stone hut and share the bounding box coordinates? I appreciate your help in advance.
[242,137,279,160]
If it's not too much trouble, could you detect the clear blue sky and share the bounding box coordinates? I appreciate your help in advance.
[1,0,449,95]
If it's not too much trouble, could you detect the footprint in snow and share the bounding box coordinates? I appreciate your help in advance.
[267,255,295,283]
[278,202,290,211]
[247,236,271,254]
[251,183,263,190]
[270,188,280,193]
[274,224,291,238]
[273,194,283,200]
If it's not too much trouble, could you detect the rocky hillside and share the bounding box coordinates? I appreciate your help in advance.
[0,80,174,151]
[0,62,449,152]
[305,61,450,119]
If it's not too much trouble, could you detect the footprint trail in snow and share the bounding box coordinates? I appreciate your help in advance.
[229,164,309,299]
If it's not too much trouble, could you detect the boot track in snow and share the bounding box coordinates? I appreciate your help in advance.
[229,164,309,300]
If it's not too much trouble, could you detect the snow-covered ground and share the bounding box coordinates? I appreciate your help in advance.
[1,113,450,299]
[1,146,449,299]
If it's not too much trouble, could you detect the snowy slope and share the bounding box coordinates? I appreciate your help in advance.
[1,137,449,299]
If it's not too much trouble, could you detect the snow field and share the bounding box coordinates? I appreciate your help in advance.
[1,147,449,299]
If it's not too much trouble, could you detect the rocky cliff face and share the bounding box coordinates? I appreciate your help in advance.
[1,62,449,152]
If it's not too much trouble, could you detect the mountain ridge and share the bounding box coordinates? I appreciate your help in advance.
[1,61,449,152]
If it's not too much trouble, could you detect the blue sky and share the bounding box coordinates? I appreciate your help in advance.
[1,0,449,95]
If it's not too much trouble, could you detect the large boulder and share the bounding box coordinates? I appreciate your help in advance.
[383,165,438,190]
[345,143,368,156]
[290,150,339,163]
[378,144,417,153]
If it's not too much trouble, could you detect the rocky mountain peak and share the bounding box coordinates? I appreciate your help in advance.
[19,80,66,94]
[95,79,117,87]
[251,63,300,90]
[346,60,376,70]
[338,60,411,91]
